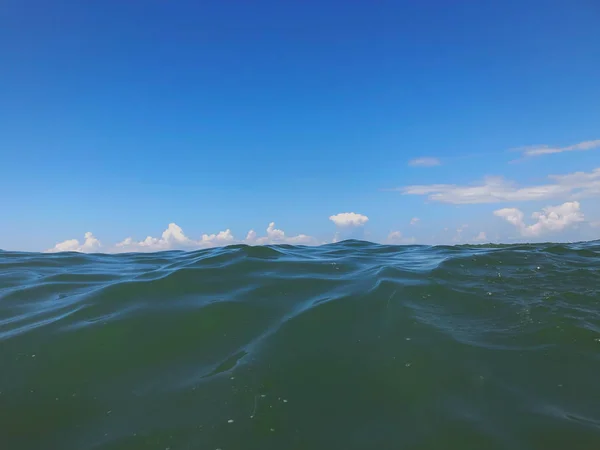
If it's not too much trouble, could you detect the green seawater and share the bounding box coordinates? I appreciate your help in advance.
[1,240,599,449]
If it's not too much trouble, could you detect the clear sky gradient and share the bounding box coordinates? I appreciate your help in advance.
[1,0,599,252]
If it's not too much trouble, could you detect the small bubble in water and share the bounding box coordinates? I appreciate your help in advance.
[227,419,234,423]
[537,266,541,270]
[487,292,492,296]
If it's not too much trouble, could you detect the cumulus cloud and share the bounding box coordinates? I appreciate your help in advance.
[410,217,420,225]
[115,223,200,252]
[408,157,441,167]
[44,221,318,253]
[245,222,315,245]
[45,232,102,253]
[329,212,369,227]
[116,222,315,251]
[494,208,524,228]
[201,229,235,246]
[494,201,584,237]
[397,167,600,204]
[518,139,600,157]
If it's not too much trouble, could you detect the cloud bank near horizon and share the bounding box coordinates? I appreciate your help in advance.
[41,199,598,254]
[45,212,365,253]
[45,221,319,254]
[494,201,584,237]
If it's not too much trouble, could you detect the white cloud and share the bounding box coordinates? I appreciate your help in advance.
[329,212,369,227]
[45,232,102,253]
[116,222,315,251]
[201,229,235,245]
[494,201,584,237]
[408,157,441,167]
[494,208,525,227]
[44,221,317,254]
[410,217,420,225]
[519,139,600,157]
[398,167,600,204]
[245,222,315,246]
[474,231,487,242]
[285,234,314,244]
[115,223,199,252]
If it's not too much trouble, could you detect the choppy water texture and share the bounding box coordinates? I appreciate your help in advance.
[1,240,600,449]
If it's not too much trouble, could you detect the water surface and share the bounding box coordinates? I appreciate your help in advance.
[1,240,599,449]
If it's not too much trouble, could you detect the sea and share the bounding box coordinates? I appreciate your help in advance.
[1,240,599,449]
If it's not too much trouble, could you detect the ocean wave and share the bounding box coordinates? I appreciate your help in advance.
[1,241,599,449]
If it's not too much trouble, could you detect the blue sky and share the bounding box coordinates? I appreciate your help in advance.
[1,0,599,252]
